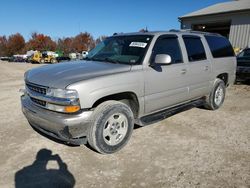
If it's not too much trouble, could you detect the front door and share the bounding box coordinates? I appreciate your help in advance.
[144,35,189,114]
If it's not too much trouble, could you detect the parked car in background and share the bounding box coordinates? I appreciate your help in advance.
[69,53,77,60]
[82,51,88,59]
[69,52,82,60]
[56,56,71,62]
[0,57,11,61]
[1,55,27,62]
[21,30,236,154]
[13,54,28,62]
[29,51,58,64]
[236,48,250,82]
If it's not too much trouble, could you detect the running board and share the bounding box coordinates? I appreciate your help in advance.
[139,99,205,126]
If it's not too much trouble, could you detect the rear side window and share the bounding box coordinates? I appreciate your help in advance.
[152,35,183,64]
[183,36,206,62]
[205,35,235,58]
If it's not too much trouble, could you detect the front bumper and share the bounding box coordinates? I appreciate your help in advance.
[236,67,250,81]
[21,94,93,145]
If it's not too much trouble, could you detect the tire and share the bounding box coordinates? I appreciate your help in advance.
[40,59,45,64]
[204,78,226,110]
[51,59,57,64]
[87,100,134,154]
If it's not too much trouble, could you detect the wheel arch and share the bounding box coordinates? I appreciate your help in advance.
[217,73,228,86]
[92,92,140,119]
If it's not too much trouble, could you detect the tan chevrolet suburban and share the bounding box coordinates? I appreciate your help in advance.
[21,30,236,154]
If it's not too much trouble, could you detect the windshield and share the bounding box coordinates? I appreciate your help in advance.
[86,35,153,64]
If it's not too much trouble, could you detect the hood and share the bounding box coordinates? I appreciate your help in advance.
[26,61,131,88]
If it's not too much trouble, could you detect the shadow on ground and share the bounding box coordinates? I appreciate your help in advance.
[15,148,75,188]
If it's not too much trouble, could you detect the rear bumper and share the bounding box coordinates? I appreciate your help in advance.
[21,95,93,145]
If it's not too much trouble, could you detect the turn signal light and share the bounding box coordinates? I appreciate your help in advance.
[64,105,80,113]
[47,103,80,113]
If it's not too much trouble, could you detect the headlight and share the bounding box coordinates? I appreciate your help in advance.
[46,88,79,99]
[46,88,80,113]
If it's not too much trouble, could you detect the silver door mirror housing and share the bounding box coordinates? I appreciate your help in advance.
[155,54,172,65]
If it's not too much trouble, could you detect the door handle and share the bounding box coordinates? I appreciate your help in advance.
[204,66,209,71]
[181,69,187,74]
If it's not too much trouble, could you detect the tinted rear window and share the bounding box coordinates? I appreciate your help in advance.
[205,35,235,58]
[183,36,207,62]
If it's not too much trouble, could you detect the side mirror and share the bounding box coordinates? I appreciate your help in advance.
[155,54,172,65]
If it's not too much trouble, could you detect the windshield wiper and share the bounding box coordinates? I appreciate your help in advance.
[85,57,125,64]
[83,57,91,61]
[84,57,103,62]
[104,57,121,64]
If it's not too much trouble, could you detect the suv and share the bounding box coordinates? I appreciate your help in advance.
[236,48,250,82]
[21,31,236,154]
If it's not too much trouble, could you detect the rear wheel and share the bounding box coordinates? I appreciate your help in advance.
[87,101,134,154]
[204,79,226,110]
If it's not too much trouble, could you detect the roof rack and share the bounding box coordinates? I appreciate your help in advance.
[169,29,221,36]
[113,32,124,36]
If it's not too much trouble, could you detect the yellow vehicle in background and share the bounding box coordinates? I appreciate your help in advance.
[234,47,242,55]
[29,51,58,64]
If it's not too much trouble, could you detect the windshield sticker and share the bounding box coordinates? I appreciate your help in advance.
[129,42,147,48]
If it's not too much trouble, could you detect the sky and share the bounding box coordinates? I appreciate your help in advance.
[0,0,229,41]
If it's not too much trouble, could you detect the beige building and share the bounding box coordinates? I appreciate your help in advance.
[179,0,250,49]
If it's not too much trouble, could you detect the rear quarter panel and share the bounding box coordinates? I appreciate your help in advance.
[211,57,236,85]
[201,36,236,87]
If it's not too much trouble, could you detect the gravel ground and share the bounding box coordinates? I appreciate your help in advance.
[0,61,249,188]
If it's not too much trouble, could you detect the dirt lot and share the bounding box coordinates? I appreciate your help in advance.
[0,61,249,188]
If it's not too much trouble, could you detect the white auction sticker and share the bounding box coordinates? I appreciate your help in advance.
[129,42,147,48]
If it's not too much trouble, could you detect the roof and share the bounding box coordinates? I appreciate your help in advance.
[114,30,221,37]
[180,0,250,19]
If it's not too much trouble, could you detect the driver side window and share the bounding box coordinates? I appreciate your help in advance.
[151,36,183,64]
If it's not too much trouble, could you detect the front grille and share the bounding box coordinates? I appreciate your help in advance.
[238,63,250,67]
[26,82,47,95]
[30,97,46,107]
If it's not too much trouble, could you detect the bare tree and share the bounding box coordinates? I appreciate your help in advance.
[0,35,7,56]
[25,32,56,51]
[95,35,107,45]
[71,32,95,52]
[5,33,25,56]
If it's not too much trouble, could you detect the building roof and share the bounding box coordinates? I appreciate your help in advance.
[180,0,250,19]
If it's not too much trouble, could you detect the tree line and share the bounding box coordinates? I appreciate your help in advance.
[0,32,106,57]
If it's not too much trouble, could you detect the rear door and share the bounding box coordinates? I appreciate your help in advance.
[144,35,189,114]
[181,35,212,99]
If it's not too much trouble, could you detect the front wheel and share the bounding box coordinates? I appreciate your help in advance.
[204,78,226,110]
[87,101,134,154]
[40,59,45,64]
